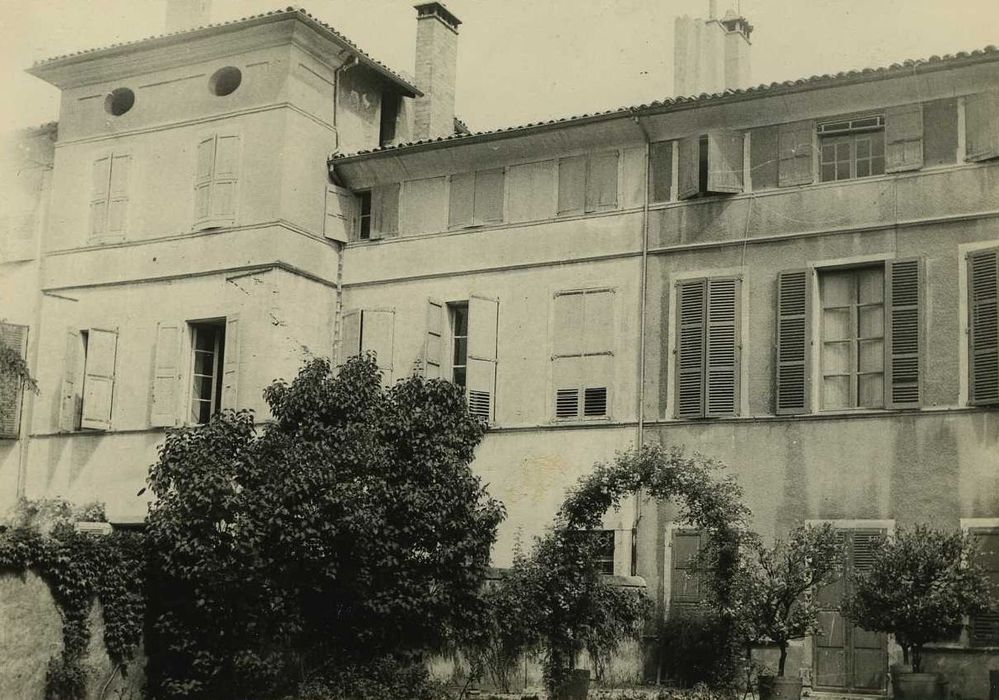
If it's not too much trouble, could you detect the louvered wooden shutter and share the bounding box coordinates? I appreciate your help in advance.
[670,529,704,611]
[425,299,445,379]
[650,141,674,203]
[969,248,999,405]
[885,104,924,173]
[220,316,240,410]
[851,528,885,572]
[373,183,400,238]
[80,328,118,431]
[59,330,82,432]
[212,135,239,221]
[677,136,701,200]
[339,310,362,365]
[107,154,131,236]
[553,292,583,419]
[0,323,29,439]
[706,130,744,194]
[150,322,181,427]
[449,172,475,227]
[676,279,706,417]
[324,186,356,243]
[90,156,111,238]
[776,270,811,414]
[705,278,740,417]
[586,152,619,212]
[970,530,999,646]
[361,309,395,384]
[467,295,499,421]
[778,120,814,187]
[965,92,999,162]
[194,136,215,224]
[886,258,922,408]
[474,169,505,223]
[557,156,586,215]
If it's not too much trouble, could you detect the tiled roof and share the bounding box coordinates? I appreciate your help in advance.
[333,43,999,161]
[29,6,421,97]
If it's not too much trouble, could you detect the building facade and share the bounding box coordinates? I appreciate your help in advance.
[1,3,998,695]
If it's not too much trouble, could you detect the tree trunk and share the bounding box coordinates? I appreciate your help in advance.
[911,645,922,674]
[778,643,788,677]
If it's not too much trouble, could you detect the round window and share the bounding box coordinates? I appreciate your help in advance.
[209,67,242,97]
[104,88,135,116]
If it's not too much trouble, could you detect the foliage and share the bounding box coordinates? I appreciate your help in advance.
[587,686,732,700]
[842,524,991,673]
[4,496,106,533]
[732,524,843,676]
[289,658,446,700]
[0,333,38,394]
[145,355,505,699]
[0,504,145,700]
[658,609,745,690]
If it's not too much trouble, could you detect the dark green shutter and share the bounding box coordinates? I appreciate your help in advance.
[705,278,740,417]
[969,248,999,405]
[776,270,811,414]
[676,279,706,418]
[886,258,922,408]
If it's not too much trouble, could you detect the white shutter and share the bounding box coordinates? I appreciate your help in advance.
[0,323,29,439]
[425,299,445,379]
[965,92,999,162]
[676,136,701,200]
[585,152,619,212]
[778,121,815,187]
[449,172,475,228]
[59,329,82,432]
[340,310,362,364]
[360,309,395,383]
[90,156,111,238]
[80,328,118,431]
[220,315,240,410]
[107,154,131,236]
[886,104,924,173]
[194,136,215,225]
[151,322,182,427]
[706,130,744,193]
[212,135,239,221]
[324,186,356,243]
[467,295,499,421]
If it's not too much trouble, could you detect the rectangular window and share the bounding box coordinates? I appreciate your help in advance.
[0,323,29,439]
[194,134,240,229]
[675,277,740,418]
[968,248,999,405]
[60,328,118,432]
[189,321,225,425]
[670,529,704,612]
[970,528,999,647]
[379,91,400,147]
[649,141,674,203]
[341,309,397,386]
[449,302,469,388]
[557,151,619,216]
[552,288,613,420]
[677,131,744,199]
[357,191,372,240]
[750,125,779,191]
[818,116,885,182]
[922,98,958,168]
[449,169,505,228]
[90,153,130,240]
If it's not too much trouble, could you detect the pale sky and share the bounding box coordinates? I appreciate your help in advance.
[0,0,997,135]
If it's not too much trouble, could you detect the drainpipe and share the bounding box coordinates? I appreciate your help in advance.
[329,53,357,359]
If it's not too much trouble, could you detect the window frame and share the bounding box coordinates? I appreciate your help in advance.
[448,301,469,389]
[356,190,373,240]
[187,319,226,426]
[960,519,999,648]
[193,131,241,231]
[817,114,886,183]
[550,286,616,422]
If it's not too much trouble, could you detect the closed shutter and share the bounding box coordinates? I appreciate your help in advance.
[851,529,884,572]
[557,156,586,215]
[220,316,240,410]
[706,131,744,193]
[424,299,444,379]
[553,292,583,418]
[80,328,118,431]
[965,92,999,162]
[324,186,356,243]
[107,154,131,236]
[90,156,111,238]
[650,141,674,203]
[212,135,239,221]
[969,248,999,405]
[0,323,29,439]
[677,136,701,200]
[778,120,815,187]
[970,530,999,646]
[361,309,395,383]
[676,279,706,417]
[467,295,499,421]
[474,169,505,223]
[194,136,215,224]
[585,152,618,212]
[59,330,82,432]
[150,322,181,427]
[886,258,922,408]
[705,278,740,417]
[776,269,811,414]
[507,160,557,222]
[372,183,400,238]
[885,104,924,173]
[449,172,475,227]
[670,529,704,611]
[339,310,362,365]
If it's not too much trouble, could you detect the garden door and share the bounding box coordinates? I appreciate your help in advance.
[813,527,888,693]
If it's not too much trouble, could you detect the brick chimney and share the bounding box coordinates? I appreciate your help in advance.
[413,2,460,140]
[166,0,212,33]
[674,1,752,96]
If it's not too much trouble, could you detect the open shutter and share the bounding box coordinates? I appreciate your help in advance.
[107,154,131,236]
[677,136,701,200]
[557,156,586,215]
[80,328,118,431]
[425,299,445,379]
[90,156,111,238]
[776,270,811,414]
[969,248,999,405]
[676,279,706,418]
[467,295,499,421]
[474,169,505,223]
[372,183,400,238]
[650,141,674,203]
[885,104,924,173]
[212,135,239,221]
[670,529,704,611]
[0,323,29,439]
[586,152,619,212]
[324,186,356,243]
[340,310,362,365]
[220,316,240,410]
[965,92,999,162]
[706,131,744,193]
[886,258,922,408]
[59,330,81,432]
[778,120,814,187]
[194,136,215,224]
[705,278,740,417]
[150,322,181,427]
[970,530,999,646]
[361,309,395,383]
[449,172,475,227]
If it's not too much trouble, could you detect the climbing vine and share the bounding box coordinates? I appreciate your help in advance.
[0,500,145,700]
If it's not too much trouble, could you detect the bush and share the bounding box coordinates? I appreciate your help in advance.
[291,658,446,700]
[658,610,742,689]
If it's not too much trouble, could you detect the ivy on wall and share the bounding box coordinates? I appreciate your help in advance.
[0,500,145,700]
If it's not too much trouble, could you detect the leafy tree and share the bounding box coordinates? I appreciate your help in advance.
[842,525,991,673]
[732,524,843,677]
[145,355,505,699]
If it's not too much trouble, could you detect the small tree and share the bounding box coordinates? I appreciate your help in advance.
[734,524,844,677]
[842,525,991,673]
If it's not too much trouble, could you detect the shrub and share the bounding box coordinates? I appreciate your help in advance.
[291,658,446,700]
[658,609,742,689]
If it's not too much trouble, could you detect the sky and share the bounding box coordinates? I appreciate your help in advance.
[0,0,997,135]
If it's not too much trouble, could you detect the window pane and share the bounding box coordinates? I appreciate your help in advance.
[822,341,851,374]
[452,304,468,336]
[856,139,871,159]
[822,272,854,307]
[871,156,885,175]
[821,164,835,182]
[858,373,884,408]
[858,339,884,373]
[836,160,850,180]
[857,159,870,178]
[821,144,836,163]
[195,327,218,351]
[193,375,214,401]
[452,337,467,365]
[452,367,466,388]
[836,142,851,161]
[858,306,884,338]
[823,309,852,341]
[193,350,215,375]
[192,399,212,425]
[858,267,884,303]
[823,376,850,409]
[872,136,885,157]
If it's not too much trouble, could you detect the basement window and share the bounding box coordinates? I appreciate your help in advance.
[209,67,242,97]
[818,115,885,182]
[104,88,135,116]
